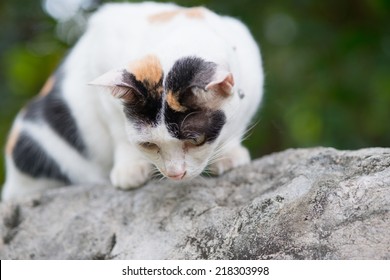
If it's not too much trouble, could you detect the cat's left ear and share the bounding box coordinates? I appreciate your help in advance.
[181,69,234,111]
[205,69,234,96]
[89,69,143,101]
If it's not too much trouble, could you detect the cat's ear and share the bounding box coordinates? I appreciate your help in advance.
[205,69,235,96]
[177,70,234,112]
[89,69,143,101]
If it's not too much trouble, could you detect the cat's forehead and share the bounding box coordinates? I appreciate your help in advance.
[125,55,215,95]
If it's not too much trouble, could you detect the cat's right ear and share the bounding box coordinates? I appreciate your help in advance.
[89,69,143,101]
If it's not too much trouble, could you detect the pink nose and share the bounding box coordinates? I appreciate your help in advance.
[167,171,186,180]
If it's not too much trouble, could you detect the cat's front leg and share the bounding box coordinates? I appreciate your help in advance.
[110,143,152,189]
[208,144,250,176]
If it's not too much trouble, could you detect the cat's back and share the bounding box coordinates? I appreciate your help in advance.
[89,2,179,27]
[88,2,248,38]
[83,2,259,69]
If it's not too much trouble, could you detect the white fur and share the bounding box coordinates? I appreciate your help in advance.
[2,2,263,201]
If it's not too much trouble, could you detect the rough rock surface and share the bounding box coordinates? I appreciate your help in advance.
[0,147,389,259]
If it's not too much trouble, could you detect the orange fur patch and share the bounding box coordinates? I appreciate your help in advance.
[39,75,55,97]
[184,7,206,19]
[166,91,187,112]
[5,124,21,156]
[148,10,179,22]
[148,7,206,23]
[128,55,163,87]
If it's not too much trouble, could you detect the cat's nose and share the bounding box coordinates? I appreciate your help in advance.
[167,171,186,180]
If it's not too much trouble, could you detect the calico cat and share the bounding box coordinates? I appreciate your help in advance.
[2,2,264,201]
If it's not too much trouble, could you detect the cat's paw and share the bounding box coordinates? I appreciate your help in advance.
[208,145,250,176]
[110,160,152,190]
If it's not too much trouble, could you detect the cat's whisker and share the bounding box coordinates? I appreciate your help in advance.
[149,166,166,182]
[209,136,240,162]
[207,155,229,166]
[206,129,250,167]
[241,119,261,142]
[201,167,215,179]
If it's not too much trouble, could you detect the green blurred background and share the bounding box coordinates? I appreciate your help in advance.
[1,0,389,185]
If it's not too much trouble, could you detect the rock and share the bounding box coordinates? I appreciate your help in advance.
[0,147,389,259]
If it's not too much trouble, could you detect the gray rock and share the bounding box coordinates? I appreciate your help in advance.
[0,147,389,259]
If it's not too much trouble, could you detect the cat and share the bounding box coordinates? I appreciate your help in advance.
[2,2,264,201]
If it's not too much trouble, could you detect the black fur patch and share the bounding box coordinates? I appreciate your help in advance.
[23,72,86,155]
[164,56,225,142]
[166,56,217,92]
[45,94,85,154]
[121,71,163,126]
[164,107,226,143]
[165,56,217,111]
[13,132,70,183]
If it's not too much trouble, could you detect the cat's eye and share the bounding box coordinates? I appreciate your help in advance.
[187,134,206,147]
[139,142,159,151]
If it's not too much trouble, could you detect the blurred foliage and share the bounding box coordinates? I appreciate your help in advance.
[1,0,390,185]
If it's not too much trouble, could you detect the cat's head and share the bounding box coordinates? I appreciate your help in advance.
[90,55,234,180]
